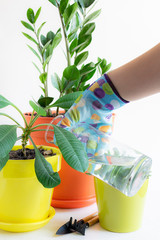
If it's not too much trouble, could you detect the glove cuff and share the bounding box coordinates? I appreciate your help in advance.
[104,74,129,103]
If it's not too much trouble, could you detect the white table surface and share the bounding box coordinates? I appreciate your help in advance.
[0,172,159,240]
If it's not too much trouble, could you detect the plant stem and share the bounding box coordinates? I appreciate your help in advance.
[56,1,71,67]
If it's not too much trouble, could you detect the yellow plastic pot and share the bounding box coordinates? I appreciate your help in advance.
[0,145,61,232]
[94,177,148,233]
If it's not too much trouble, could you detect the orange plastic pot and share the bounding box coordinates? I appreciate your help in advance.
[24,110,65,147]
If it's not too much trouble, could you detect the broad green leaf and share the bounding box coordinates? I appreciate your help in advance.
[51,32,62,50]
[69,38,78,54]
[22,32,38,45]
[79,23,95,37]
[63,65,80,81]
[83,9,101,25]
[81,68,96,82]
[68,12,81,42]
[0,125,17,159]
[63,3,78,27]
[74,51,88,65]
[21,21,34,31]
[34,7,41,23]
[39,72,47,84]
[80,62,95,75]
[50,91,83,110]
[30,137,61,188]
[64,79,79,91]
[27,8,35,24]
[47,31,55,43]
[60,0,69,14]
[37,22,46,38]
[102,62,112,74]
[53,125,88,172]
[45,45,54,58]
[38,97,54,108]
[40,35,47,46]
[27,45,41,62]
[0,154,9,171]
[51,73,62,92]
[78,0,96,8]
[76,34,92,52]
[0,95,12,109]
[29,100,46,116]
[32,62,41,74]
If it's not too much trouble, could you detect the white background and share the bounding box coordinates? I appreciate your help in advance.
[0,0,160,239]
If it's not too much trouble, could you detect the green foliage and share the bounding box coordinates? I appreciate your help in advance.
[21,7,62,116]
[22,3,111,116]
[0,95,88,188]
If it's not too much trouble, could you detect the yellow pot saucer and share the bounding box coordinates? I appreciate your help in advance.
[0,207,55,233]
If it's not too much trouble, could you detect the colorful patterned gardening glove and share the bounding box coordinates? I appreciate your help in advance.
[52,74,152,197]
[57,74,128,159]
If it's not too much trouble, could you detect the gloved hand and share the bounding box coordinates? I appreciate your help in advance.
[55,74,129,160]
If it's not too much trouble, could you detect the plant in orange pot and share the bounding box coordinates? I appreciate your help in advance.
[21,1,112,208]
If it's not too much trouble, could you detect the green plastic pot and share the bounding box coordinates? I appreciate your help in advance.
[94,177,148,232]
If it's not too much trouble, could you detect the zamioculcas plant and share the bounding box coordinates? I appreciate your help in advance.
[21,1,111,117]
[21,7,62,116]
[0,95,88,188]
[49,0,111,116]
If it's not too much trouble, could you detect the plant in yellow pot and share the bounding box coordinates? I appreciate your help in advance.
[0,95,88,232]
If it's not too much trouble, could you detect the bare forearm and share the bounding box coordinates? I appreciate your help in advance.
[108,43,160,101]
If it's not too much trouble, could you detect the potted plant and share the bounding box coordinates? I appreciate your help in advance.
[0,94,88,232]
[21,0,112,208]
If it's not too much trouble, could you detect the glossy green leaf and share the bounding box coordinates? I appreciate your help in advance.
[0,154,9,171]
[78,0,96,8]
[76,34,92,52]
[38,97,54,108]
[60,0,69,14]
[30,137,61,188]
[63,65,80,81]
[83,9,101,25]
[50,91,83,110]
[29,101,46,116]
[74,51,88,65]
[0,95,12,109]
[27,8,35,24]
[68,12,81,42]
[22,32,38,45]
[37,22,46,38]
[51,32,62,50]
[53,125,88,172]
[40,35,47,46]
[69,38,78,53]
[0,125,17,159]
[79,23,95,37]
[63,3,78,27]
[34,7,41,23]
[21,21,34,31]
[27,45,41,62]
[47,31,55,43]
[51,73,62,92]
[39,72,47,84]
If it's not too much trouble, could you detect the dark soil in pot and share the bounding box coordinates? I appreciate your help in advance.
[9,147,56,160]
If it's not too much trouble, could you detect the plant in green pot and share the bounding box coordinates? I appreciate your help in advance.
[0,94,88,232]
